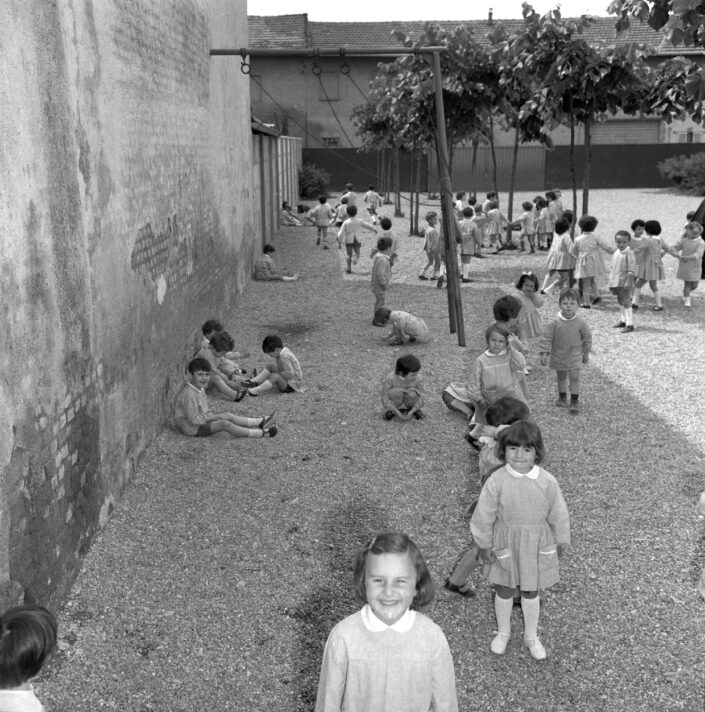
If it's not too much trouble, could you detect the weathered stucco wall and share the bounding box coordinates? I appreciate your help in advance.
[0,0,252,606]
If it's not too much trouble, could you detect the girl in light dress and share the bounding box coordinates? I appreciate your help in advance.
[315,533,458,712]
[571,215,612,308]
[540,217,574,295]
[470,420,570,660]
[664,221,705,308]
[631,219,666,311]
[514,272,544,374]
[0,605,57,712]
[534,197,553,251]
[485,201,509,253]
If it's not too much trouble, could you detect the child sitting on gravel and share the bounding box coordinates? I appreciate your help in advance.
[381,354,426,421]
[375,308,430,345]
[195,332,248,402]
[174,358,277,438]
[0,605,57,712]
[245,335,303,396]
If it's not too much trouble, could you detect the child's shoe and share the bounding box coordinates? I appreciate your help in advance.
[631,303,639,310]
[436,275,445,289]
[555,397,568,408]
[569,401,580,414]
[524,638,546,660]
[444,579,476,599]
[418,274,429,280]
[613,321,626,328]
[323,244,330,250]
[413,409,425,420]
[620,325,634,333]
[316,237,320,246]
[490,633,511,655]
[591,297,602,305]
[383,410,395,420]
[263,425,278,438]
[464,432,482,452]
[260,412,277,430]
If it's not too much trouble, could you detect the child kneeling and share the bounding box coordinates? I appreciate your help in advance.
[175,358,277,438]
[381,355,425,421]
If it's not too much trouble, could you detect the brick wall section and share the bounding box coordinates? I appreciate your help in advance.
[0,1,251,607]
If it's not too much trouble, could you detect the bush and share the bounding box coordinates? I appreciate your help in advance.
[299,164,331,199]
[658,153,705,195]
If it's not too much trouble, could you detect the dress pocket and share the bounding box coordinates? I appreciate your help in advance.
[494,547,513,571]
[538,548,559,572]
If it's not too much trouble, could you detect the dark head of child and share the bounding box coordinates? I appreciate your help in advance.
[379,217,392,231]
[262,334,283,356]
[368,184,375,191]
[545,190,557,201]
[425,211,437,224]
[522,201,534,212]
[352,533,434,609]
[187,356,212,374]
[210,331,234,354]
[468,195,477,206]
[346,183,354,191]
[377,236,393,253]
[263,244,275,255]
[496,419,545,465]
[631,219,645,232]
[318,194,327,204]
[516,271,540,292]
[346,205,358,217]
[340,196,349,205]
[462,206,474,218]
[455,191,465,200]
[374,307,391,325]
[534,197,547,210]
[644,219,661,236]
[493,294,522,323]
[578,215,598,232]
[395,354,420,377]
[555,217,571,235]
[0,605,57,690]
[485,396,531,427]
[202,319,223,338]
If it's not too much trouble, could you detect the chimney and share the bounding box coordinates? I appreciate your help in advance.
[488,8,493,24]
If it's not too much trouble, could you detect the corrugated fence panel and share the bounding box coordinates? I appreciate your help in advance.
[279,135,303,207]
[590,119,661,144]
[437,145,547,193]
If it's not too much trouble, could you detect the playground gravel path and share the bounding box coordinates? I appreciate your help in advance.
[41,189,704,711]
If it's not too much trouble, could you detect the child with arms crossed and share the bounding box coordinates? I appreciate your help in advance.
[471,420,570,660]
[315,533,458,712]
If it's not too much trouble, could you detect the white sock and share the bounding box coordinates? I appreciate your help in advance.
[625,307,633,326]
[655,291,662,307]
[250,380,274,395]
[685,295,692,306]
[462,264,470,279]
[246,429,264,438]
[632,287,641,306]
[494,594,513,635]
[619,306,626,322]
[521,595,541,641]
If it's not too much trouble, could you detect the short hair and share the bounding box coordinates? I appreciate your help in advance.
[425,211,437,221]
[488,200,499,211]
[318,194,327,203]
[686,221,704,235]
[346,205,357,217]
[496,419,545,465]
[282,201,290,209]
[377,236,393,252]
[562,209,574,225]
[686,211,696,221]
[0,605,57,688]
[558,287,580,304]
[485,322,509,345]
[486,191,497,199]
[555,217,570,235]
[263,244,275,254]
[516,271,539,292]
[455,191,465,200]
[630,219,645,231]
[202,319,223,336]
[368,185,375,190]
[374,307,391,324]
[468,195,477,206]
[340,197,348,205]
[474,206,484,216]
[210,331,234,354]
[187,357,212,374]
[545,190,557,201]
[522,201,533,211]
[493,294,522,322]
[534,197,548,210]
[615,230,631,241]
[352,533,434,609]
[262,334,283,353]
[395,354,421,376]
[379,217,392,230]
[578,215,598,232]
[485,397,531,427]
[644,219,661,236]
[462,206,474,217]
[345,183,353,190]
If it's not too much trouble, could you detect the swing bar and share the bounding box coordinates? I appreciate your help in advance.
[211,45,465,346]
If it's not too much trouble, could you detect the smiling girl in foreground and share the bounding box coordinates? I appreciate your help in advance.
[470,421,570,660]
[315,533,458,712]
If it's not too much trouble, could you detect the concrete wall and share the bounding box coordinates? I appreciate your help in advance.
[0,0,252,607]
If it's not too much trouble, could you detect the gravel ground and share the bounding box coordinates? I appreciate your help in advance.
[40,189,704,711]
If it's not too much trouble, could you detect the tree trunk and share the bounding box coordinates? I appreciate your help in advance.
[506,125,520,245]
[582,118,592,215]
[394,148,403,217]
[488,113,499,198]
[409,142,416,235]
[470,135,479,197]
[414,149,422,235]
[569,112,577,233]
[383,149,392,204]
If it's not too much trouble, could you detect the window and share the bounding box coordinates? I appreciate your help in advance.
[318,72,340,101]
[321,136,339,147]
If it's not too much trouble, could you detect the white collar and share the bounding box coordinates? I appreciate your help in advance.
[506,463,539,480]
[557,312,576,321]
[361,605,416,632]
[186,382,205,394]
[485,348,507,356]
